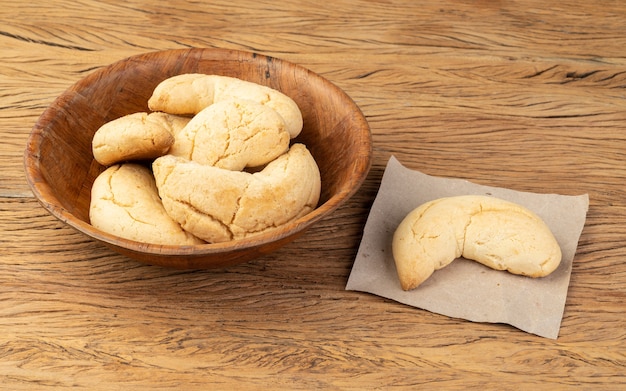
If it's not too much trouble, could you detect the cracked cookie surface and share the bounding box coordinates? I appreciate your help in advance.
[152,143,321,243]
[147,73,303,138]
[169,98,290,170]
[89,163,204,245]
[392,195,562,291]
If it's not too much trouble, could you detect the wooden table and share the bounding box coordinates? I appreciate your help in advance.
[2,1,624,389]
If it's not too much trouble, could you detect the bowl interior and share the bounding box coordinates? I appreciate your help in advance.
[24,48,372,267]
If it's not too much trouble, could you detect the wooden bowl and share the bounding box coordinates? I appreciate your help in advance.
[24,48,372,269]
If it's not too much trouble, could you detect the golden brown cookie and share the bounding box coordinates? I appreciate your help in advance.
[392,195,562,291]
[147,74,303,138]
[89,163,204,245]
[92,112,190,166]
[169,98,290,170]
[152,143,321,243]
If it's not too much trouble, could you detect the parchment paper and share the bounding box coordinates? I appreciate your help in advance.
[346,156,589,339]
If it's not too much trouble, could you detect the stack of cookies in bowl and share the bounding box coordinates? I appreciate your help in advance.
[90,74,321,246]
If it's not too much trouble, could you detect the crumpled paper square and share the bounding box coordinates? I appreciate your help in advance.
[346,156,589,339]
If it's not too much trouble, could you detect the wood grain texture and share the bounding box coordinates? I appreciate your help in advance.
[1,0,625,389]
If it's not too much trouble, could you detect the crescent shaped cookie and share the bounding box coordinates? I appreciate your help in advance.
[152,143,321,243]
[89,163,204,245]
[392,195,562,291]
[169,98,290,170]
[147,73,303,138]
[92,112,190,166]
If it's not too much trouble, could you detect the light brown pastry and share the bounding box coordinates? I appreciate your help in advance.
[92,112,190,166]
[89,163,204,245]
[152,143,321,243]
[392,195,562,291]
[169,98,290,170]
[147,73,303,138]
